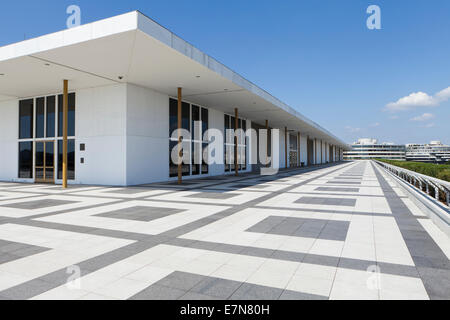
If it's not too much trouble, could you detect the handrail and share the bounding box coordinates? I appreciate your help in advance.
[373,160,450,207]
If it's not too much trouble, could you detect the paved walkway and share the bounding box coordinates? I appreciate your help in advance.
[0,161,449,300]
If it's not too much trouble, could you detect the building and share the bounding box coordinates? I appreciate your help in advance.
[406,141,450,163]
[0,11,348,187]
[344,139,406,161]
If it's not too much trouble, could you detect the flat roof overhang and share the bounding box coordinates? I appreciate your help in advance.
[0,11,349,149]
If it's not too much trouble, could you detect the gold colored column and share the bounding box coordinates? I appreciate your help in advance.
[177,88,182,185]
[298,132,301,167]
[285,127,288,169]
[265,120,269,167]
[62,80,68,189]
[314,138,317,165]
[235,108,239,176]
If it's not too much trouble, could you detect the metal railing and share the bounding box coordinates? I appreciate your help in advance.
[374,160,450,207]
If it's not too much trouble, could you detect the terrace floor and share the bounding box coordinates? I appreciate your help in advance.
[0,160,449,300]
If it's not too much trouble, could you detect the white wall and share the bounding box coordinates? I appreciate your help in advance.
[300,134,307,166]
[322,141,326,163]
[75,84,127,186]
[125,84,169,185]
[316,139,321,164]
[0,99,19,181]
[277,127,286,169]
[245,119,252,173]
[208,108,225,176]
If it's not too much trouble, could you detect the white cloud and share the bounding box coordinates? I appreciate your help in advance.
[389,115,399,120]
[385,86,450,112]
[422,123,436,128]
[436,87,450,101]
[370,122,380,127]
[410,113,435,122]
[345,126,361,133]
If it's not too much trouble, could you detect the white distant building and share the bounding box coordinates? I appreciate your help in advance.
[406,141,450,163]
[344,139,406,161]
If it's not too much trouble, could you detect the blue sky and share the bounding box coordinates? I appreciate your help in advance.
[1,0,449,145]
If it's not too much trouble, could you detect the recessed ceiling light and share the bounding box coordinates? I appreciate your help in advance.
[195,75,201,78]
[0,73,4,76]
[224,89,229,91]
[44,63,50,66]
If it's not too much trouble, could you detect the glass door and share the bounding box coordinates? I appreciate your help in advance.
[35,141,55,183]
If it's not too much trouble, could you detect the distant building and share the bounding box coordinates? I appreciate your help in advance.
[344,139,406,161]
[406,141,450,163]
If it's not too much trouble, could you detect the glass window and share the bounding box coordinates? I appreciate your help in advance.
[169,98,178,137]
[169,100,190,136]
[19,99,33,139]
[46,96,55,138]
[201,108,209,174]
[192,105,200,140]
[224,115,247,172]
[36,97,45,138]
[202,143,209,174]
[58,93,76,137]
[36,142,44,167]
[224,115,230,171]
[169,98,210,177]
[45,141,54,180]
[242,144,247,171]
[231,116,236,130]
[169,140,178,178]
[192,142,200,176]
[201,108,208,140]
[182,102,190,131]
[290,135,297,150]
[18,142,33,178]
[58,139,75,180]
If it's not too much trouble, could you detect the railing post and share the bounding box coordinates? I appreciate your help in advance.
[435,187,440,201]
[446,191,450,206]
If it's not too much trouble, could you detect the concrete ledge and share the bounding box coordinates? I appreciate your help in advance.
[376,162,450,236]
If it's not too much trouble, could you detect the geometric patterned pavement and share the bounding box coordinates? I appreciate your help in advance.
[0,160,449,300]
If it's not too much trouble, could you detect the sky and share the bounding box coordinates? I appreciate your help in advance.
[0,0,449,145]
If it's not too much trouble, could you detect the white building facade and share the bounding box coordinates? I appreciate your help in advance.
[344,139,406,161]
[0,12,348,186]
[406,141,450,163]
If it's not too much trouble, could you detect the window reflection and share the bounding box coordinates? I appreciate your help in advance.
[36,97,45,138]
[18,142,33,178]
[19,99,33,139]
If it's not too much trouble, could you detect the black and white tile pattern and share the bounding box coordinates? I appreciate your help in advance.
[0,161,449,300]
